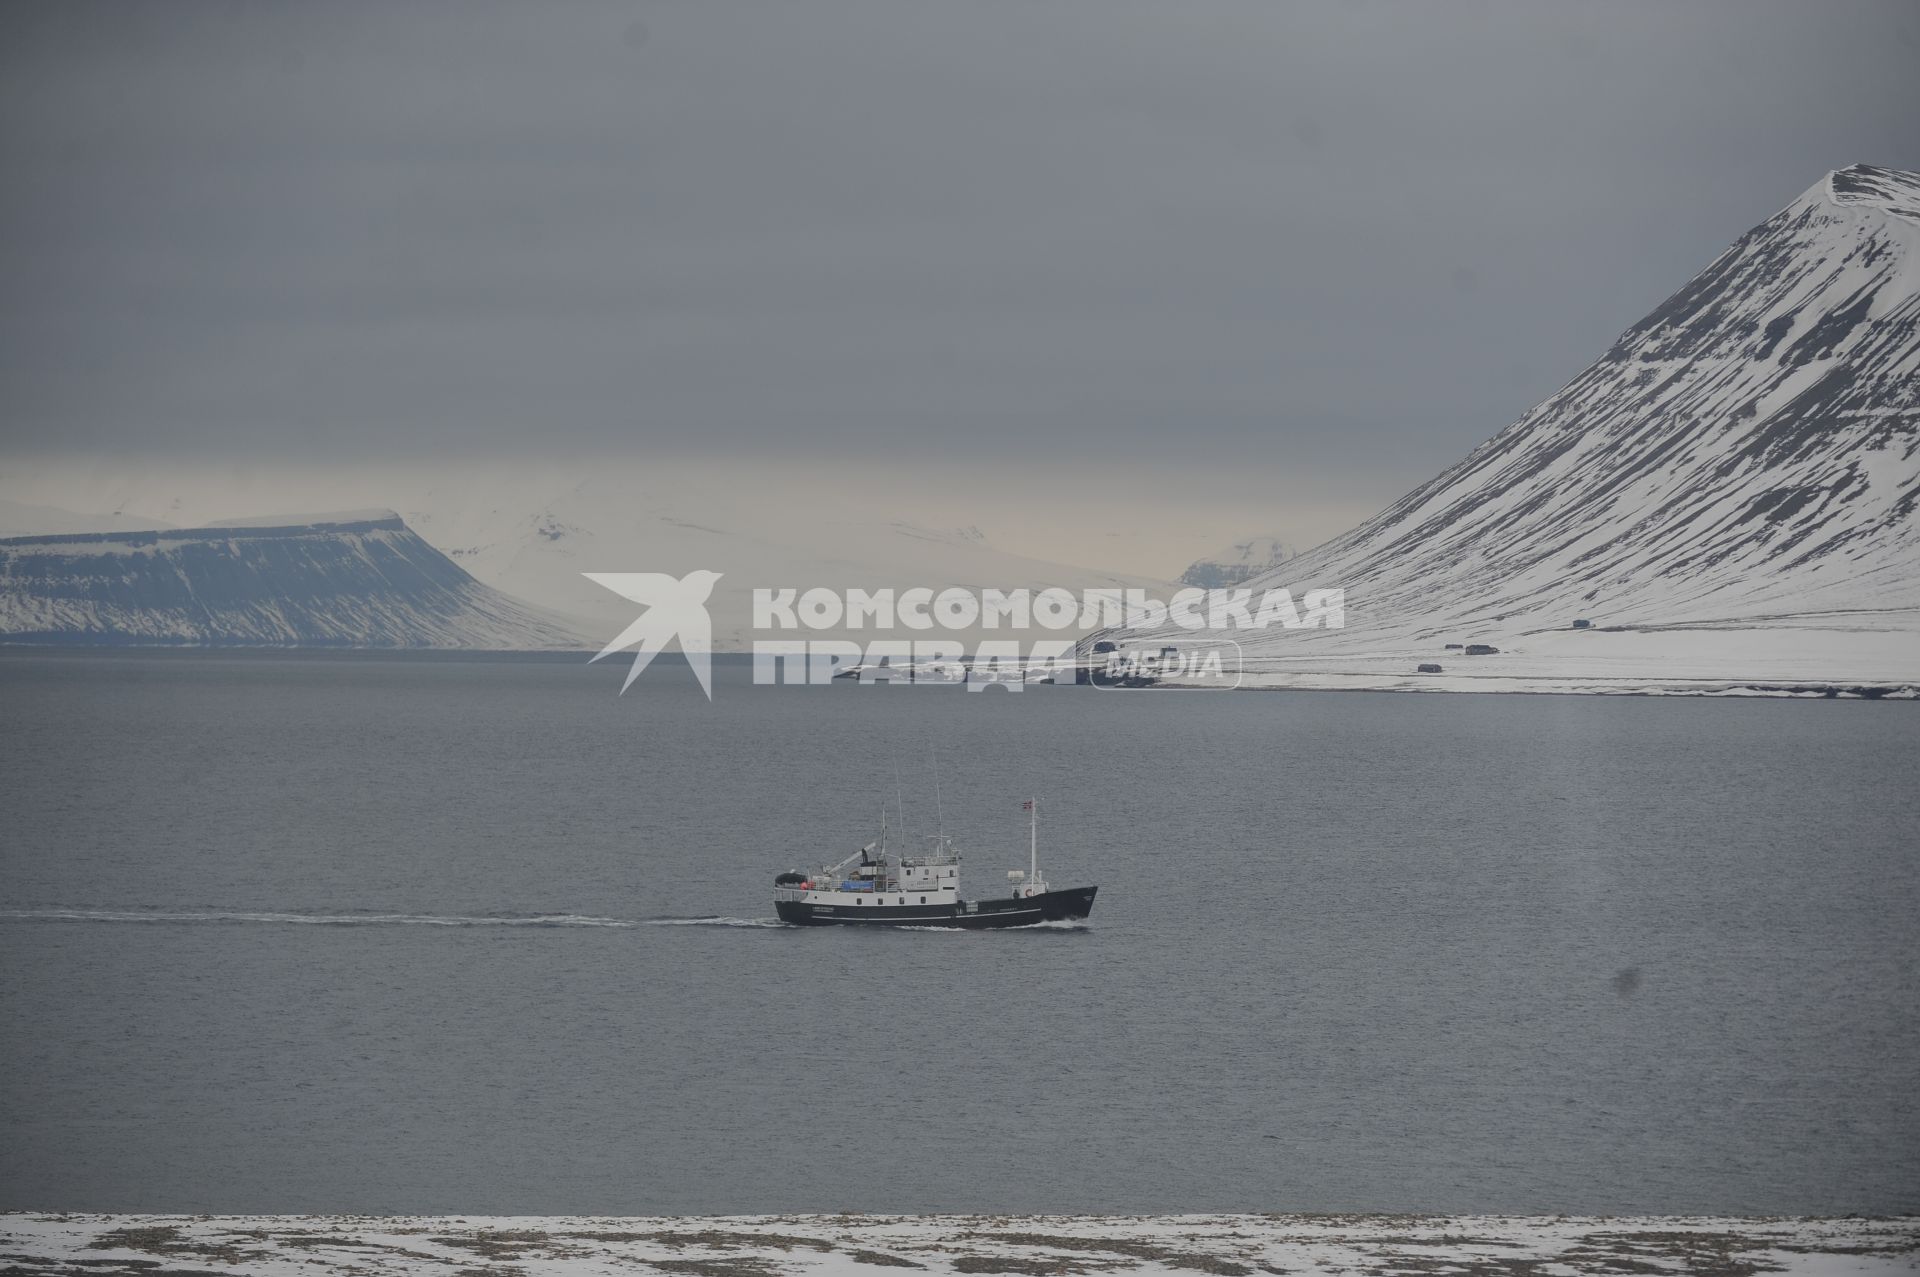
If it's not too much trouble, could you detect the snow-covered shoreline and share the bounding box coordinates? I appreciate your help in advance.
[1156,616,1920,699]
[4,1214,1915,1277]
[1232,678,1919,699]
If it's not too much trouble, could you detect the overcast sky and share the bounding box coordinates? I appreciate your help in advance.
[4,1,1918,567]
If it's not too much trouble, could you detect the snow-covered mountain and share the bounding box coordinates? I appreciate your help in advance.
[0,512,583,648]
[1135,165,1920,695]
[1178,535,1297,588]
[0,468,1172,649]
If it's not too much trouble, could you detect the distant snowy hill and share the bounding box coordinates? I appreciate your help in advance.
[392,472,1170,647]
[1179,535,1296,588]
[0,470,1171,650]
[0,512,583,648]
[0,498,175,537]
[1134,165,1920,695]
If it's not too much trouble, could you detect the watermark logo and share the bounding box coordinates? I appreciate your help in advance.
[584,570,723,697]
[586,577,1340,697]
[1086,638,1243,690]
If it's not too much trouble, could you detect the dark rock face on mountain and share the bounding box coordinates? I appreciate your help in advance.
[1179,536,1296,588]
[0,513,583,648]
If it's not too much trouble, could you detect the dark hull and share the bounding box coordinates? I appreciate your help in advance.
[775,885,1096,929]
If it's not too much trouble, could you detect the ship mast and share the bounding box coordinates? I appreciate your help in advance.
[931,745,945,844]
[893,762,906,841]
[1029,796,1038,880]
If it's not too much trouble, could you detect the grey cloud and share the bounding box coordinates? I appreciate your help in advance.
[3,0,1918,481]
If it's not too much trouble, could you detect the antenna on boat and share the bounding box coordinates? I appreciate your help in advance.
[1028,796,1038,881]
[930,744,946,845]
[892,761,906,839]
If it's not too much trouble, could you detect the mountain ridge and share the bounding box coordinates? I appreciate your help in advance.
[0,514,585,649]
[1827,162,1920,218]
[1129,165,1920,694]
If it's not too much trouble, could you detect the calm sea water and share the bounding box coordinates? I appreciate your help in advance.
[1,650,1916,1215]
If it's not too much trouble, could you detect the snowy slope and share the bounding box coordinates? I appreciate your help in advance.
[1139,165,1920,694]
[0,512,584,648]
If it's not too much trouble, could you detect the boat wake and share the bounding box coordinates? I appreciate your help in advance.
[887,918,1092,934]
[0,909,790,930]
[0,909,1084,932]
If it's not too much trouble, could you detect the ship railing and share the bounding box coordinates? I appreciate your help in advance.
[775,883,899,901]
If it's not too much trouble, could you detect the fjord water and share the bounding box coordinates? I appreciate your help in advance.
[1,651,1915,1215]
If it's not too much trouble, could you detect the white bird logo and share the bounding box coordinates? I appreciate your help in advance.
[583,569,724,698]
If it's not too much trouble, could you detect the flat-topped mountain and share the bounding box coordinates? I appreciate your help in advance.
[0,512,583,649]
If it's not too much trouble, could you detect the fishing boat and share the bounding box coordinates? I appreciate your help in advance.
[772,798,1097,928]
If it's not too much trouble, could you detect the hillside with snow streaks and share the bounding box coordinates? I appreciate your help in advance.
[1147,165,1920,694]
[0,514,584,649]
